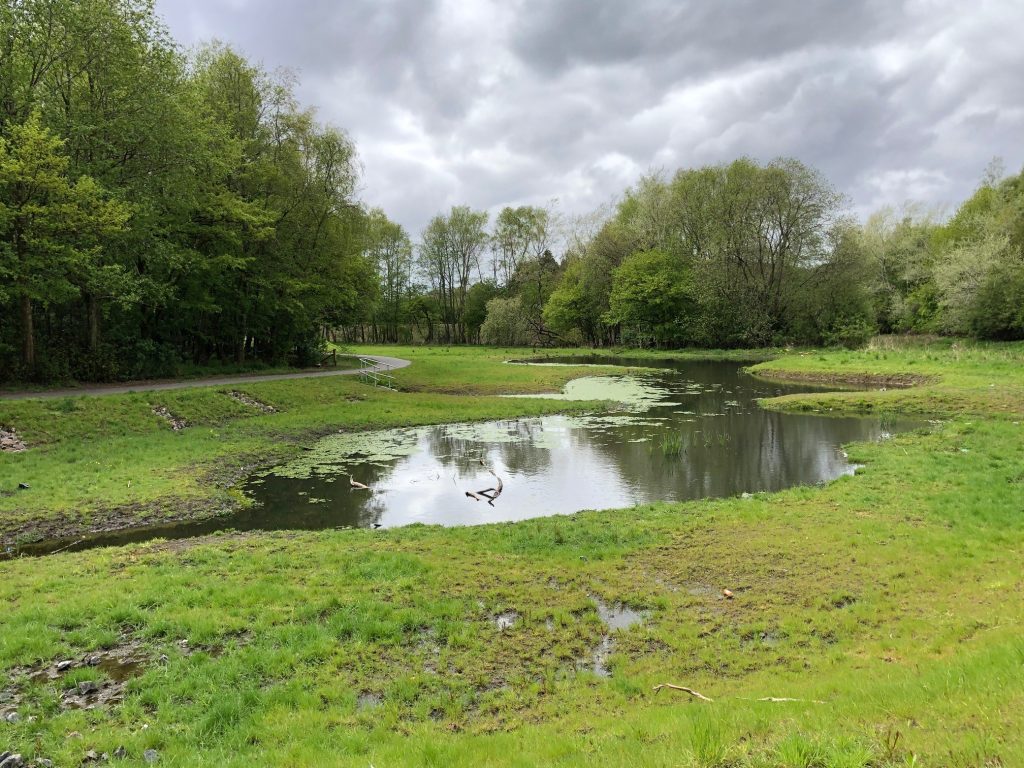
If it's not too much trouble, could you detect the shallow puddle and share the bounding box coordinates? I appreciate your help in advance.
[592,598,649,631]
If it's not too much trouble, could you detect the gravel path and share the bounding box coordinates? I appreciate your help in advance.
[0,355,411,401]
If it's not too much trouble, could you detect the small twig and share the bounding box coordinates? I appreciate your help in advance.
[48,539,84,555]
[653,684,713,701]
[743,696,826,704]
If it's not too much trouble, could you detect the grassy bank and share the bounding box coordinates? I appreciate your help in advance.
[1,338,1023,766]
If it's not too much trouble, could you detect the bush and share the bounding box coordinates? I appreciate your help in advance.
[481,297,531,346]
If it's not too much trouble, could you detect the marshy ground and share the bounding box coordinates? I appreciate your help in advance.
[1,339,1022,766]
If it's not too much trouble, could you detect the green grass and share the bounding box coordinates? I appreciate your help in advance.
[1,338,1023,766]
[749,335,1024,418]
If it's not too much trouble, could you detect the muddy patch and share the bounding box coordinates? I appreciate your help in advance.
[0,427,27,453]
[683,581,719,598]
[588,635,615,678]
[356,692,382,710]
[152,405,188,431]
[0,495,241,557]
[228,391,277,414]
[3,642,148,716]
[493,611,519,631]
[750,368,933,389]
[578,598,650,678]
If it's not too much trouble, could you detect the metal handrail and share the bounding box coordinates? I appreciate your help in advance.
[358,357,396,390]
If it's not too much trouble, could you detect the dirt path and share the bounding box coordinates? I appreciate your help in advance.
[0,355,411,401]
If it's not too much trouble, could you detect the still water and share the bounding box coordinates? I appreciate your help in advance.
[241,358,918,528]
[18,359,922,555]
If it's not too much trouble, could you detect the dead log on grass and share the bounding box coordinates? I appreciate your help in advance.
[652,684,713,702]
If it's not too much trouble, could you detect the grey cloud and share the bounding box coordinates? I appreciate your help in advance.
[509,0,901,77]
[156,0,1024,236]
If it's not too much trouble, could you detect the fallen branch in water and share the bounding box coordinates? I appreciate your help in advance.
[652,684,713,701]
[48,539,85,555]
[469,463,504,506]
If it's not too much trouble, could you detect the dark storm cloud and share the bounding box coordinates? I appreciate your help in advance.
[156,0,1024,235]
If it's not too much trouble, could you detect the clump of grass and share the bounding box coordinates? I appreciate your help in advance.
[655,432,685,457]
[689,712,727,766]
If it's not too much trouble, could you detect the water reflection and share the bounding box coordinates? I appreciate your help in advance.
[17,359,920,555]
[244,358,916,529]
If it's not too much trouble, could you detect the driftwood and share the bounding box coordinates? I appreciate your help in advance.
[652,684,713,702]
[742,696,826,704]
[653,685,827,705]
[48,539,85,555]
[467,462,504,506]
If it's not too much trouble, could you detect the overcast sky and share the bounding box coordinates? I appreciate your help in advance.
[155,0,1024,237]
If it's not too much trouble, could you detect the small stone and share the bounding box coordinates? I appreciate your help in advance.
[77,681,100,695]
[143,749,159,764]
[56,660,74,672]
[101,754,109,761]
[723,588,734,599]
[17,483,29,490]
[0,753,24,768]
[4,711,20,723]
[83,751,98,762]
[112,747,126,759]
[35,760,53,768]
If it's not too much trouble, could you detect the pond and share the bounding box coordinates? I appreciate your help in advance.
[15,358,924,556]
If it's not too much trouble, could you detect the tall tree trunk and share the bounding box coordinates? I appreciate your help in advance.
[20,293,35,368]
[236,310,248,364]
[88,293,100,351]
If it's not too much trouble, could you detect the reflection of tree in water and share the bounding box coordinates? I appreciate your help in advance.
[579,366,895,504]
[424,419,556,478]
[243,360,918,532]
[248,458,398,530]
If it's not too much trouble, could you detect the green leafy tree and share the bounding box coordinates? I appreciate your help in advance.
[363,209,413,342]
[418,206,489,343]
[463,280,500,344]
[0,112,128,373]
[480,296,531,346]
[491,205,551,287]
[604,249,696,347]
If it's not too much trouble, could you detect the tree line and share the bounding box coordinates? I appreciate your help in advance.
[354,158,1024,350]
[4,1,1022,384]
[1,0,377,382]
